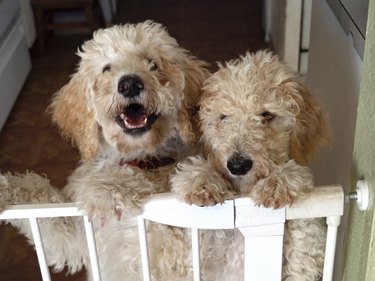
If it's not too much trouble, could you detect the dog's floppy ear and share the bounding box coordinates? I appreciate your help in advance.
[178,56,210,145]
[282,80,329,165]
[49,73,100,160]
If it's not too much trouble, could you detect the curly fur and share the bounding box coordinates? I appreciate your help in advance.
[171,50,329,280]
[49,21,208,160]
[0,21,241,281]
[0,32,327,280]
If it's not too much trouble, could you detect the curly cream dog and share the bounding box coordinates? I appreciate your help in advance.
[0,21,223,281]
[172,50,329,280]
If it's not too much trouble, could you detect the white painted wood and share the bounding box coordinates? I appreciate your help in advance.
[0,185,344,281]
[266,0,302,72]
[29,218,51,281]
[137,216,151,281]
[191,228,201,281]
[284,0,302,72]
[239,224,284,281]
[323,216,341,281]
[235,199,285,281]
[83,216,102,281]
[141,193,235,229]
[301,0,313,50]
[0,203,81,219]
[286,185,344,220]
[235,198,285,227]
[263,0,272,42]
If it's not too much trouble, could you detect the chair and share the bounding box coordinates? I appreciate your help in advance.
[31,0,104,54]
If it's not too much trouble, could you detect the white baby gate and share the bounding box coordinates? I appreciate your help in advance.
[0,185,344,281]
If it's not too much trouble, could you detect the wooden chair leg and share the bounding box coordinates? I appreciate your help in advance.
[94,0,106,27]
[34,6,46,54]
[31,0,105,53]
[84,4,96,31]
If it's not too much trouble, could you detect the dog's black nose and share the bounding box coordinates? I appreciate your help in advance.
[227,154,253,176]
[118,75,144,97]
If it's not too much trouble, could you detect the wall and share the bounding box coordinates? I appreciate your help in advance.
[306,1,362,280]
[343,0,375,279]
[264,0,302,72]
[20,0,36,47]
[307,1,362,188]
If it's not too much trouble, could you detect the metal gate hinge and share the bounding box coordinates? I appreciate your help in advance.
[346,180,369,211]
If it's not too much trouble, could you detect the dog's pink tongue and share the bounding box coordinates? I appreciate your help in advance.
[122,105,147,128]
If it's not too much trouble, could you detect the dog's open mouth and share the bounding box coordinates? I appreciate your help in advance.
[116,103,158,135]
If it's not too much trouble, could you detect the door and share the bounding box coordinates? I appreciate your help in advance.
[341,0,375,279]
[305,1,374,280]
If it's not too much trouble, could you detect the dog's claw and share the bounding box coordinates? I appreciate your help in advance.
[100,216,106,226]
[183,187,236,207]
[114,208,122,221]
[263,199,270,208]
[288,198,294,207]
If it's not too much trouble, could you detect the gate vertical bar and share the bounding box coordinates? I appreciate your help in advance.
[138,216,151,281]
[323,216,341,281]
[29,217,51,281]
[83,216,102,281]
[239,224,284,281]
[191,228,200,281]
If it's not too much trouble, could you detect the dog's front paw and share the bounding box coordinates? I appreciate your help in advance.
[0,174,10,212]
[251,184,294,209]
[250,160,314,209]
[171,156,237,206]
[77,189,143,224]
[0,172,64,213]
[184,184,237,206]
[250,177,302,209]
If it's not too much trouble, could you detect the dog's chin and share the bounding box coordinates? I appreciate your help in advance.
[115,103,159,136]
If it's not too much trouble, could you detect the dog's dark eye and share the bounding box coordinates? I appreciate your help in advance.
[261,111,275,122]
[220,114,227,121]
[102,64,111,73]
[148,60,158,71]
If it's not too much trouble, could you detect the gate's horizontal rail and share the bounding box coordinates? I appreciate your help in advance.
[0,185,344,281]
[0,185,344,226]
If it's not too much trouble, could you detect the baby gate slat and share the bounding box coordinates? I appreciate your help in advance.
[29,217,52,281]
[0,185,344,281]
[191,228,201,281]
[322,216,341,281]
[138,216,152,281]
[236,203,285,281]
[0,204,102,281]
[83,215,102,281]
[240,231,284,281]
[141,195,287,281]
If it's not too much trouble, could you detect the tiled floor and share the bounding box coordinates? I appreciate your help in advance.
[0,1,268,280]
